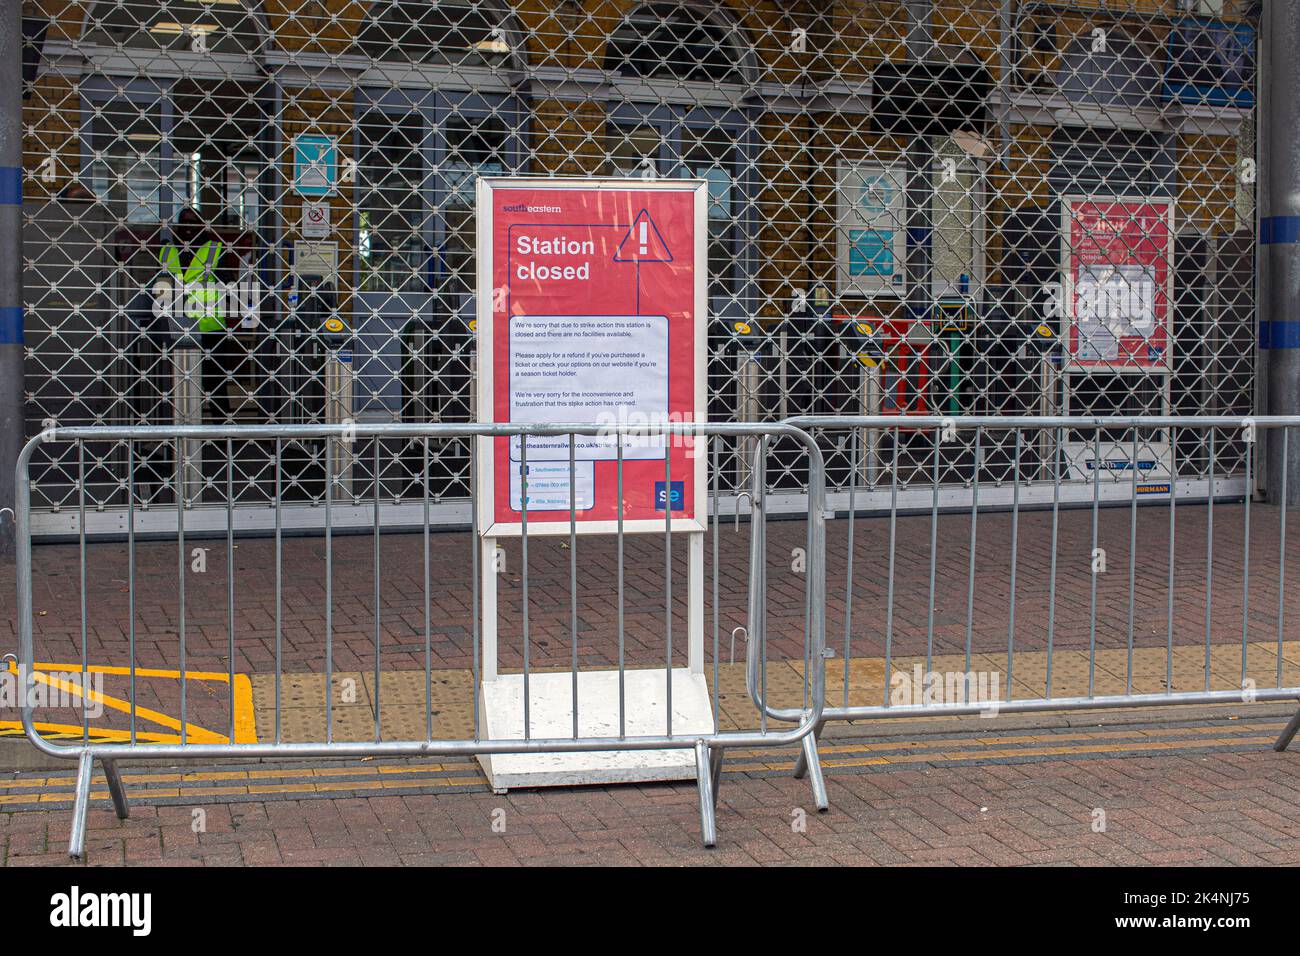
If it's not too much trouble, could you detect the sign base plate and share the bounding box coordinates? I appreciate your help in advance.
[476,668,715,790]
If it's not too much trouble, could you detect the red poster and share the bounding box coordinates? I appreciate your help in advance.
[476,179,706,535]
[1063,197,1174,370]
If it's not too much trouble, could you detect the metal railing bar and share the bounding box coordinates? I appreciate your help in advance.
[424,437,432,742]
[1242,433,1253,687]
[1046,426,1061,700]
[1089,429,1100,698]
[372,439,382,743]
[325,435,334,744]
[470,437,480,742]
[569,435,579,739]
[710,437,719,734]
[1278,428,1289,690]
[926,428,940,676]
[127,440,136,744]
[274,437,282,745]
[79,440,87,743]
[1127,426,1139,696]
[664,439,673,738]
[842,427,858,708]
[1167,426,1178,695]
[617,436,626,739]
[883,432,899,707]
[520,435,530,742]
[1006,428,1021,702]
[226,438,235,741]
[963,427,981,701]
[1206,428,1216,693]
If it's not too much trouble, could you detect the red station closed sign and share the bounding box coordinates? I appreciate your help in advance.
[475,178,708,536]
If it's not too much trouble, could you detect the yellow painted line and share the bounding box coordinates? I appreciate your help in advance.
[386,776,481,789]
[180,770,248,783]
[312,780,385,794]
[727,720,1286,761]
[811,756,890,769]
[0,733,1273,805]
[0,718,1280,805]
[39,790,106,804]
[125,773,182,784]
[33,670,225,745]
[0,793,59,806]
[245,767,315,780]
[819,735,1277,768]
[0,774,78,790]
[376,763,467,775]
[4,661,257,745]
[725,762,782,773]
[231,675,256,744]
[17,662,238,682]
[0,721,190,744]
[185,786,252,798]
[301,765,385,779]
[248,783,316,795]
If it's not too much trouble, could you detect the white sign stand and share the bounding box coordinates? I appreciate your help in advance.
[476,532,712,790]
[473,177,714,791]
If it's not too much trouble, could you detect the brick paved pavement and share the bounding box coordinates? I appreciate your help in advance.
[4,500,1300,866]
[1,500,1295,737]
[4,501,1290,670]
[3,714,1299,866]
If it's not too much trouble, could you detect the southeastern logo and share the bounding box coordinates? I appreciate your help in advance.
[654,480,684,511]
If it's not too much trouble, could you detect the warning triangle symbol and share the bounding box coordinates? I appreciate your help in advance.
[614,209,673,263]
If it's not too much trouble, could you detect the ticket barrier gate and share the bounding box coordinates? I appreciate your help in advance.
[168,275,353,502]
[729,316,764,493]
[834,305,1058,486]
[287,278,354,494]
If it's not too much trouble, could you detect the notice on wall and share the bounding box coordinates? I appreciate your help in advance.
[477,178,707,536]
[301,200,330,239]
[1063,197,1174,370]
[293,134,337,197]
[836,162,907,296]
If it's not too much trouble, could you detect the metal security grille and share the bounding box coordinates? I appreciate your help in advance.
[19,0,1260,534]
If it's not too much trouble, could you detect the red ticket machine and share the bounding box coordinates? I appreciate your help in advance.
[835,314,934,417]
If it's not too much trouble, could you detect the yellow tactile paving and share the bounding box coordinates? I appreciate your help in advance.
[242,641,1299,742]
[793,640,1300,712]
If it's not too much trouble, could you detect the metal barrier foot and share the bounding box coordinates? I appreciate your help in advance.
[709,746,724,810]
[792,718,824,779]
[68,752,93,861]
[695,741,718,848]
[102,758,130,819]
[795,726,830,813]
[1274,703,1300,752]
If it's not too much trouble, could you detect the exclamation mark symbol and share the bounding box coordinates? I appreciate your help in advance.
[638,220,648,255]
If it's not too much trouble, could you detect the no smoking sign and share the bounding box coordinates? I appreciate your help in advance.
[301,201,330,239]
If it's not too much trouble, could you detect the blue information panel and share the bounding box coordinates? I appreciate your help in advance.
[293,134,337,197]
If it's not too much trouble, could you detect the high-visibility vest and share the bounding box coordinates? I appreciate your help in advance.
[160,240,225,333]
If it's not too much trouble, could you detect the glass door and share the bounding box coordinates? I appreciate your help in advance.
[356,103,434,427]
[354,90,520,498]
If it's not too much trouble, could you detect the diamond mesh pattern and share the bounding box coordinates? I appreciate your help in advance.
[19,0,1259,523]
